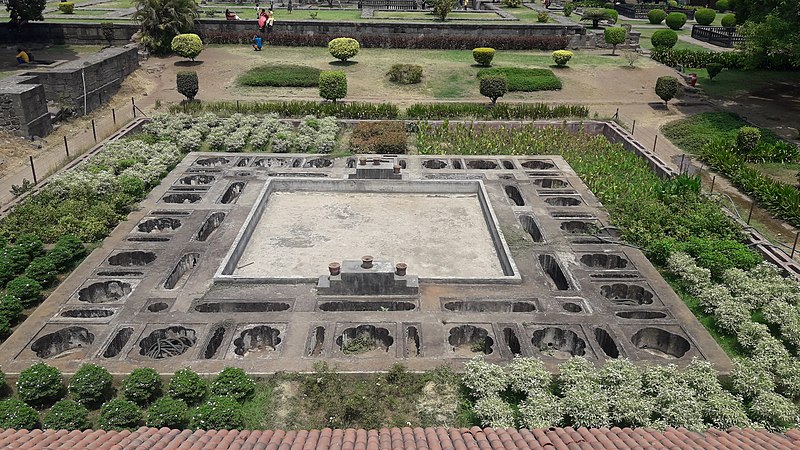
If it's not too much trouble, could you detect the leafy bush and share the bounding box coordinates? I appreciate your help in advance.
[472,47,495,67]
[537,11,549,22]
[695,8,716,25]
[604,27,627,55]
[0,295,22,326]
[736,126,761,156]
[237,64,320,87]
[171,33,203,61]
[48,235,86,271]
[210,367,255,402]
[666,12,688,30]
[176,71,199,101]
[24,256,56,286]
[502,0,520,7]
[122,367,162,405]
[43,399,90,430]
[404,103,588,120]
[581,8,612,28]
[647,8,666,24]
[706,62,724,79]
[168,368,207,405]
[721,13,736,27]
[0,399,39,429]
[98,399,142,431]
[69,364,113,406]
[386,64,422,84]
[651,29,679,48]
[319,71,347,102]
[563,3,573,16]
[477,67,561,91]
[479,76,507,105]
[175,100,398,119]
[17,362,63,406]
[431,0,457,20]
[655,76,680,105]
[15,234,43,259]
[146,397,187,428]
[714,0,729,12]
[350,122,407,154]
[328,37,360,61]
[603,8,618,23]
[650,47,744,69]
[5,276,41,308]
[190,396,245,430]
[58,2,74,13]
[552,50,573,67]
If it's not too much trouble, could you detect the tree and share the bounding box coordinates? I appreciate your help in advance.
[134,0,198,54]
[7,0,46,23]
[655,76,680,106]
[604,27,627,56]
[580,8,611,28]
[171,33,203,61]
[431,0,457,21]
[736,0,800,69]
[480,76,508,106]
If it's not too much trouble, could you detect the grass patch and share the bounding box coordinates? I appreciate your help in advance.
[661,111,779,154]
[753,162,800,186]
[477,67,561,91]
[238,64,321,87]
[686,67,800,98]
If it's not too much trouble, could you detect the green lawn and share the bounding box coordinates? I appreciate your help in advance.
[373,11,502,20]
[238,64,321,87]
[661,111,778,154]
[45,9,111,16]
[686,67,800,98]
[636,27,708,51]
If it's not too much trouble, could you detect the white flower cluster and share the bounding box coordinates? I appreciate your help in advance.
[473,396,515,429]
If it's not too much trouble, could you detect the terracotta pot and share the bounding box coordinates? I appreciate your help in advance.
[328,262,341,276]
[361,255,374,269]
[372,158,381,166]
[395,262,407,276]
[359,157,367,166]
[393,164,401,174]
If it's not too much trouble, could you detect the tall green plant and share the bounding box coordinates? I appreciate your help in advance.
[134,0,198,54]
[431,0,457,21]
[7,0,46,23]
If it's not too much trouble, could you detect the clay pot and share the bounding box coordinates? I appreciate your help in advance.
[361,255,374,269]
[395,262,407,276]
[359,157,367,166]
[328,262,341,276]
[393,164,401,174]
[372,158,381,166]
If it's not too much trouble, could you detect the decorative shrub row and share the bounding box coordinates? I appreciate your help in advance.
[350,122,408,154]
[173,100,400,119]
[477,68,562,92]
[201,31,570,51]
[651,47,744,69]
[404,103,588,120]
[237,64,321,87]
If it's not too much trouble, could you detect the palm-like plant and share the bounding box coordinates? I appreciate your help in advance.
[580,8,611,28]
[134,0,199,53]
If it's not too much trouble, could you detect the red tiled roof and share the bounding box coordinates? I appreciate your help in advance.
[1,426,799,450]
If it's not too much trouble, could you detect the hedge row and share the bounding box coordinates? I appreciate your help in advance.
[651,47,744,69]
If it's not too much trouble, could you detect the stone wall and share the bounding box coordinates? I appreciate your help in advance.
[0,22,139,46]
[0,75,52,138]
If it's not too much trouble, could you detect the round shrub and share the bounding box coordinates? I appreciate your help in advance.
[604,27,627,55]
[43,399,90,430]
[472,47,495,67]
[0,399,39,429]
[386,64,423,84]
[98,399,142,431]
[17,362,63,406]
[603,8,618,23]
[15,234,44,259]
[210,367,255,402]
[695,8,716,25]
[190,396,245,430]
[122,367,162,406]
[5,276,41,308]
[176,71,199,101]
[24,256,57,286]
[563,3,573,16]
[706,62,724,79]
[48,235,85,272]
[167,368,207,405]
[171,33,203,61]
[479,75,508,105]
[651,29,679,49]
[536,11,548,22]
[146,397,187,429]
[655,75,680,105]
[0,294,21,325]
[3,247,31,275]
[721,13,736,27]
[69,364,113,406]
[58,2,74,13]
[666,12,687,30]
[319,70,347,102]
[714,0,729,12]
[647,8,666,24]
[328,37,360,61]
[736,126,761,156]
[552,50,573,67]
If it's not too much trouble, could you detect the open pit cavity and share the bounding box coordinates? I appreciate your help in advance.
[108,251,156,266]
[336,325,393,356]
[139,326,196,359]
[631,327,690,359]
[601,284,654,306]
[78,281,132,303]
[531,327,586,359]
[448,325,493,355]
[234,326,282,356]
[31,326,94,358]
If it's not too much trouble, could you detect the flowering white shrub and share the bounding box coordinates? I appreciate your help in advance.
[667,252,711,294]
[518,390,561,429]
[177,130,203,153]
[473,395,515,428]
[507,357,550,394]
[702,392,750,429]
[205,129,228,151]
[559,381,609,428]
[748,391,797,430]
[729,358,775,399]
[462,357,507,398]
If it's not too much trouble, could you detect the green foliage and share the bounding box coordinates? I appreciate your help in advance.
[695,7,716,25]
[15,234,44,259]
[721,13,736,27]
[134,0,198,53]
[24,256,56,286]
[502,0,521,7]
[5,276,41,308]
[479,76,507,105]
[714,0,729,11]
[647,8,666,24]
[98,399,142,431]
[477,67,561,91]
[735,126,761,156]
[57,2,74,13]
[171,33,203,61]
[319,71,347,102]
[386,64,423,84]
[652,237,760,278]
[146,397,187,428]
[472,47,496,67]
[172,100,398,119]
[431,0,457,20]
[101,22,115,46]
[741,14,799,69]
[655,75,680,105]
[537,11,549,22]
[328,37,360,61]
[17,362,63,407]
[210,367,255,402]
[0,295,22,329]
[43,399,91,430]
[69,364,113,406]
[239,65,320,87]
[666,12,687,30]
[7,0,46,22]
[190,396,245,430]
[122,367,162,406]
[650,47,744,69]
[603,27,627,55]
[563,3,573,16]
[603,8,617,23]
[580,8,611,28]
[706,62,724,79]
[176,71,198,101]
[168,368,207,405]
[48,235,86,272]
[661,112,766,154]
[350,121,408,154]
[404,103,588,120]
[0,399,39,429]
[552,50,573,67]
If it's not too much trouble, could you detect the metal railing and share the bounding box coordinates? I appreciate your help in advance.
[615,3,695,20]
[691,25,745,48]
[359,0,418,9]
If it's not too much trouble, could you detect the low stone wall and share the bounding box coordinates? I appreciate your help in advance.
[0,22,139,46]
[0,45,139,137]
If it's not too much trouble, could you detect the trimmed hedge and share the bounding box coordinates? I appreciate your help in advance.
[69,364,113,406]
[146,397,188,429]
[173,100,400,119]
[328,37,360,61]
[655,76,680,105]
[237,64,321,87]
[98,399,142,431]
[479,76,508,105]
[190,396,245,430]
[666,12,687,30]
[405,103,589,120]
[652,29,679,49]
[17,362,63,407]
[695,8,716,26]
[472,47,495,67]
[552,50,573,67]
[647,8,666,24]
[171,33,203,61]
[651,47,744,69]
[210,367,255,402]
[477,67,561,92]
[176,71,199,101]
[0,399,39,429]
[721,13,736,27]
[319,71,347,102]
[387,64,423,84]
[122,367,162,406]
[43,400,91,430]
[168,368,207,405]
